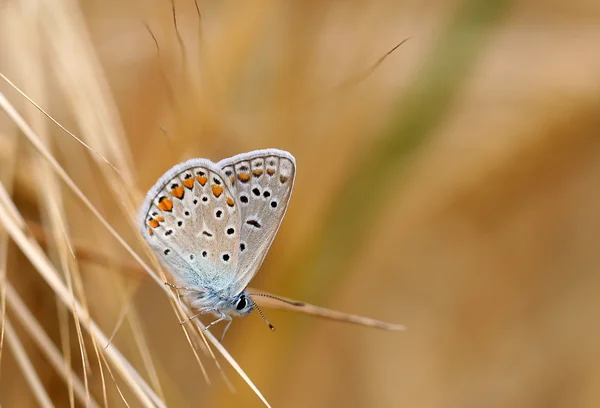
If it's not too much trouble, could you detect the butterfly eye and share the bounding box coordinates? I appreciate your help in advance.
[235,295,247,311]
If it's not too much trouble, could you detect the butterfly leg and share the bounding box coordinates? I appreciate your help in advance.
[203,311,228,333]
[180,312,202,325]
[219,316,233,343]
[164,281,192,291]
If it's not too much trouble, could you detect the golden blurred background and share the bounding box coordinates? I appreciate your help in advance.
[1,0,600,407]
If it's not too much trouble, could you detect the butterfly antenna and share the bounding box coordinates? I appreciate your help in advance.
[249,299,275,331]
[249,293,305,307]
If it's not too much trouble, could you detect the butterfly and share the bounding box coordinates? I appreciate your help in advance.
[139,149,297,339]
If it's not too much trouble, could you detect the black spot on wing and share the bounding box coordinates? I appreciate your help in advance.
[246,219,262,228]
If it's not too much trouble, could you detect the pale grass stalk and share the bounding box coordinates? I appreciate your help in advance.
[108,283,166,396]
[333,38,411,92]
[117,279,214,393]
[8,2,158,393]
[251,290,406,331]
[29,0,137,186]
[4,319,54,408]
[164,292,212,384]
[105,299,132,348]
[170,0,188,69]
[143,23,178,108]
[40,0,169,393]
[0,182,162,408]
[188,319,236,393]
[15,26,87,408]
[55,296,76,408]
[20,0,167,394]
[0,94,272,407]
[9,7,104,401]
[0,128,18,373]
[5,283,101,408]
[0,3,20,358]
[41,182,98,406]
[0,73,123,180]
[0,12,18,375]
[0,221,7,375]
[95,349,133,408]
[0,93,159,287]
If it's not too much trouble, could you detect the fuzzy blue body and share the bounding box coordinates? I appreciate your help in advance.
[187,289,253,318]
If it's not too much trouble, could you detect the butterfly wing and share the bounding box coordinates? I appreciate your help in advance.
[218,149,296,295]
[139,159,242,293]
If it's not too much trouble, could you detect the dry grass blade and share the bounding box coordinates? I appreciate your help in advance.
[25,221,142,280]
[105,302,132,349]
[0,73,124,180]
[0,92,163,288]
[0,128,18,373]
[144,23,177,106]
[170,0,187,64]
[5,283,101,408]
[0,93,271,407]
[335,37,412,91]
[54,289,77,408]
[0,224,7,371]
[0,182,162,408]
[4,319,54,408]
[26,87,95,407]
[163,290,211,384]
[0,88,169,397]
[6,9,89,401]
[252,291,405,331]
[31,0,166,394]
[191,317,272,408]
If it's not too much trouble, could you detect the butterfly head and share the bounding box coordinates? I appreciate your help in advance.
[232,291,253,316]
[236,291,276,331]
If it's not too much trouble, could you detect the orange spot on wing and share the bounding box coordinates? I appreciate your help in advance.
[226,197,235,207]
[158,197,173,212]
[155,216,164,222]
[229,176,235,185]
[196,175,208,186]
[252,169,263,177]
[148,219,159,228]
[171,186,184,199]
[212,185,223,197]
[183,178,194,189]
[148,229,154,236]
[266,168,275,176]
[280,175,288,183]
[238,173,250,182]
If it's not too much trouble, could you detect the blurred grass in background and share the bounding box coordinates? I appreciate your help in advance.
[1,0,600,407]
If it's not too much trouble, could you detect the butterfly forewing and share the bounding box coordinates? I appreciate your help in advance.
[139,159,241,292]
[218,149,296,294]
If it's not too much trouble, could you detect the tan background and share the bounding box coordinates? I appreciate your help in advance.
[1,0,600,407]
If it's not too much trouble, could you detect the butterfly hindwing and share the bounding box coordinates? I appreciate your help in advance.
[218,149,296,295]
[139,159,241,292]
